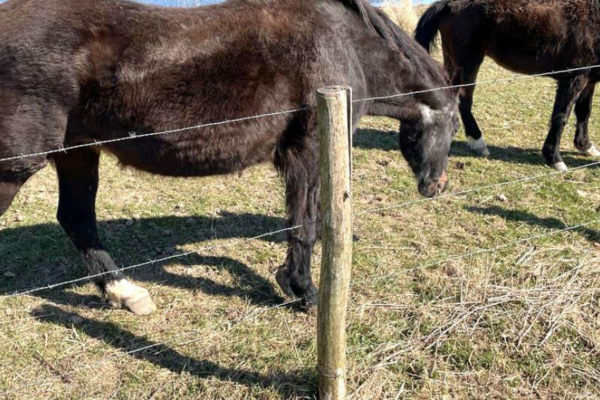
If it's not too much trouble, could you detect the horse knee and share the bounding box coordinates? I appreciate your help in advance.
[0,181,22,217]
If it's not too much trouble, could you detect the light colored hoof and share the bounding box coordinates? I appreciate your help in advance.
[551,162,568,172]
[124,293,157,316]
[468,137,490,157]
[475,146,490,157]
[582,144,600,157]
[105,279,157,316]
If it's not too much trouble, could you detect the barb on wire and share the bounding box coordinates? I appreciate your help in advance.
[0,106,310,164]
[1,224,304,299]
[356,160,600,217]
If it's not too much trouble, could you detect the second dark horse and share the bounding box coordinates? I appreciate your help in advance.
[416,0,600,171]
[0,0,458,314]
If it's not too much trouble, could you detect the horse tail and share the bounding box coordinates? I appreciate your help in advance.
[414,0,450,53]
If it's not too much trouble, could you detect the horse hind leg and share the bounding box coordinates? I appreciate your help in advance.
[54,148,156,315]
[458,65,490,157]
[440,31,489,157]
[573,82,600,157]
[543,76,589,171]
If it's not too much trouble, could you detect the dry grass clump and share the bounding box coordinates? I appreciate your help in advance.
[380,0,419,33]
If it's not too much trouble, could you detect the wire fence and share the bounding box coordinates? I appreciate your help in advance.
[0,296,302,397]
[2,63,600,395]
[2,64,600,165]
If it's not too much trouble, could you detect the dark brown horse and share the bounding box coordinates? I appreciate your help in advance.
[416,0,600,171]
[0,0,457,314]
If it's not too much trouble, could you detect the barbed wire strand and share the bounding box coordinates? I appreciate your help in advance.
[4,218,598,396]
[2,64,600,164]
[363,219,600,285]
[5,156,600,301]
[352,64,600,103]
[1,224,303,299]
[0,296,302,397]
[357,160,600,217]
[0,106,310,163]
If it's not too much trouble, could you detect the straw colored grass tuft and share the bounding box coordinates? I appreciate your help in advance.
[381,0,419,33]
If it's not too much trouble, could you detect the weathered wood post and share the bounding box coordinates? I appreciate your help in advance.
[316,86,353,400]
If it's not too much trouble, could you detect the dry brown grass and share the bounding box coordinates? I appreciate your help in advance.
[381,0,419,33]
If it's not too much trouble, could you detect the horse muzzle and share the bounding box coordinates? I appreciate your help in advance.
[418,172,448,198]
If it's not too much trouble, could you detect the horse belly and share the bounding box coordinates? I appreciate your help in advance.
[486,12,572,75]
[103,126,279,178]
[486,34,563,75]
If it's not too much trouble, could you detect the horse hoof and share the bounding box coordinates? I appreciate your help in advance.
[468,137,490,157]
[124,293,157,316]
[300,291,318,312]
[582,144,600,157]
[550,162,568,172]
[105,279,156,315]
[474,146,490,157]
[275,266,296,299]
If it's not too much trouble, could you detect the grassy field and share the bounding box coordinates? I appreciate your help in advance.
[1,59,600,399]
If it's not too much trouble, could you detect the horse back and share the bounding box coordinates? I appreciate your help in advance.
[440,0,600,74]
[1,0,450,178]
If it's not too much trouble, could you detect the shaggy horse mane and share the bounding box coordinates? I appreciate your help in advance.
[340,0,450,84]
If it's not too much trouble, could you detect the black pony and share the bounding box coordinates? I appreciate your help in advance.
[416,0,600,171]
[0,0,457,314]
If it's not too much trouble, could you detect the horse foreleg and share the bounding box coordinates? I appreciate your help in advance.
[543,76,589,171]
[574,82,600,157]
[54,149,156,315]
[275,145,320,311]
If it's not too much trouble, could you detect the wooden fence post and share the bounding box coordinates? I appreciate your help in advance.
[317,86,353,400]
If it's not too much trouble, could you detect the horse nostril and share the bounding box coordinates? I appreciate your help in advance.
[436,180,447,195]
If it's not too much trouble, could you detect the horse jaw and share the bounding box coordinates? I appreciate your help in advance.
[105,279,156,315]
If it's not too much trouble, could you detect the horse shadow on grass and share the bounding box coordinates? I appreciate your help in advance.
[451,141,599,168]
[353,128,399,151]
[466,205,600,244]
[0,211,290,310]
[30,304,316,398]
[3,213,315,396]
